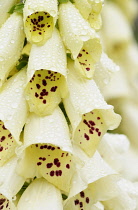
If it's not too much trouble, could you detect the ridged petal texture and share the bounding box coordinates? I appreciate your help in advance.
[25,28,68,116]
[23,0,58,45]
[17,178,63,210]
[64,59,121,156]
[0,13,25,87]
[17,107,75,193]
[0,0,17,27]
[0,69,28,166]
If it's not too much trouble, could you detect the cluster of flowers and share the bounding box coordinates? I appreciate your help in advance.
[0,0,137,209]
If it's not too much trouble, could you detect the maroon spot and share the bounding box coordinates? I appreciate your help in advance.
[58,170,62,176]
[0,147,3,152]
[89,129,93,134]
[42,158,46,161]
[36,144,38,147]
[40,146,44,149]
[66,164,70,169]
[56,162,61,167]
[47,25,50,28]
[36,84,41,89]
[39,32,42,35]
[47,146,51,150]
[8,134,12,138]
[97,117,100,120]
[54,158,59,165]
[95,128,99,132]
[86,68,90,71]
[35,92,39,98]
[50,86,57,92]
[2,125,6,130]
[78,53,82,57]
[89,121,95,126]
[80,202,83,208]
[0,136,5,142]
[38,74,41,77]
[55,170,59,176]
[42,79,47,86]
[74,199,79,205]
[61,153,64,157]
[84,133,90,141]
[0,199,5,205]
[51,147,55,151]
[98,132,101,136]
[86,197,89,203]
[80,191,85,198]
[50,171,54,176]
[43,100,46,104]
[47,163,53,168]
[44,145,47,148]
[37,162,42,166]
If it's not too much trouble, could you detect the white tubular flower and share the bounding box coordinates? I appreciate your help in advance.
[93,52,120,91]
[119,100,138,147]
[103,68,131,100]
[64,147,118,209]
[23,0,58,45]
[63,59,121,157]
[102,2,132,56]
[98,133,130,173]
[58,2,102,79]
[112,0,138,22]
[25,28,68,116]
[74,0,103,30]
[0,0,17,27]
[103,178,138,210]
[0,157,25,201]
[17,178,63,210]
[0,69,28,166]
[17,107,75,193]
[0,13,25,87]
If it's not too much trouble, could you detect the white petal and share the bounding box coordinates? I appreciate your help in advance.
[25,28,68,116]
[23,0,58,45]
[0,13,25,87]
[17,107,75,193]
[98,133,130,172]
[17,178,63,210]
[58,2,100,59]
[64,60,121,156]
[0,0,17,27]
[94,52,120,90]
[0,70,28,165]
[0,156,25,200]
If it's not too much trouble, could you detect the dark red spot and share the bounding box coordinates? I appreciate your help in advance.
[44,145,47,148]
[35,92,39,98]
[36,84,41,89]
[95,128,99,132]
[47,146,51,150]
[54,158,59,165]
[0,136,5,142]
[86,197,89,203]
[38,74,41,77]
[97,117,100,120]
[43,100,46,104]
[42,79,47,86]
[40,146,44,149]
[58,170,62,176]
[98,132,101,136]
[80,191,85,198]
[80,202,83,208]
[50,171,54,176]
[37,162,42,166]
[86,68,90,71]
[0,147,3,152]
[89,121,95,126]
[74,199,79,205]
[66,164,70,169]
[50,86,57,92]
[84,133,90,141]
[47,163,53,168]
[78,53,82,57]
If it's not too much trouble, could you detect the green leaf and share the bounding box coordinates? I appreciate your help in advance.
[58,0,69,3]
[16,54,29,71]
[59,102,70,125]
[8,3,24,14]
[62,194,68,200]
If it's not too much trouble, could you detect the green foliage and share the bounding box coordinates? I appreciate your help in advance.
[16,54,29,71]
[8,3,24,14]
[58,0,74,3]
[62,194,68,200]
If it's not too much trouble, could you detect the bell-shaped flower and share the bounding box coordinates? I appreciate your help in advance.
[17,178,63,210]
[0,0,17,27]
[102,2,132,57]
[23,0,58,45]
[25,28,68,116]
[0,69,28,166]
[64,146,118,209]
[74,0,103,30]
[103,178,138,210]
[0,156,25,210]
[98,133,130,173]
[58,2,102,79]
[0,13,25,87]
[17,107,75,193]
[93,52,120,91]
[63,59,121,157]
